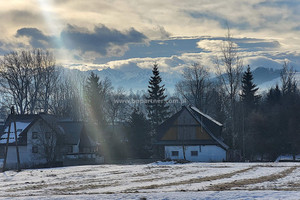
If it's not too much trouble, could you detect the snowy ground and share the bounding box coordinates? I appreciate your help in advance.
[1,162,300,199]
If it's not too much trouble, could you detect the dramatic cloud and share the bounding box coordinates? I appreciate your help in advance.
[60,24,147,56]
[0,0,299,75]
[11,25,147,59]
[16,28,56,48]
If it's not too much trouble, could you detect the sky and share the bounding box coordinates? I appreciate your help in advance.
[0,0,299,74]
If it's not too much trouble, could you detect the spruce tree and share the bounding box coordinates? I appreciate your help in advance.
[240,65,260,110]
[146,64,169,128]
[85,72,106,127]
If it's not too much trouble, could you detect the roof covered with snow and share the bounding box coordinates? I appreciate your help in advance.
[0,114,63,146]
[0,115,38,145]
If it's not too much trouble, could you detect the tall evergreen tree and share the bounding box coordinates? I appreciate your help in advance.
[85,72,106,127]
[85,72,113,160]
[240,66,260,110]
[240,66,260,160]
[146,64,169,128]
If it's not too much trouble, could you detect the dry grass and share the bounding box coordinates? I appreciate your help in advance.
[6,178,119,193]
[208,166,297,191]
[126,166,256,191]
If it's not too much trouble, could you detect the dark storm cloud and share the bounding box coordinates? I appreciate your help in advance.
[60,24,147,55]
[16,28,56,48]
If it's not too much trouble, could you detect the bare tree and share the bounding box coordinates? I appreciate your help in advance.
[0,51,32,114]
[176,63,212,112]
[280,61,297,95]
[49,68,86,120]
[215,29,243,149]
[107,87,129,128]
[39,52,58,113]
[0,50,58,114]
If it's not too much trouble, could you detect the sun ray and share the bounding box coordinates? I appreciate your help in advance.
[35,0,111,159]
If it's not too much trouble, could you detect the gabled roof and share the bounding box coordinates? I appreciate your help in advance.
[156,108,185,140]
[186,106,228,150]
[58,121,97,147]
[39,114,64,136]
[58,121,83,145]
[0,114,63,146]
[0,115,38,145]
[157,105,229,150]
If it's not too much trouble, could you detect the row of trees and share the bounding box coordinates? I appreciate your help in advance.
[0,32,299,161]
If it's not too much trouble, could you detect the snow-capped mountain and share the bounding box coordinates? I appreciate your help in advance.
[89,65,182,92]
[62,65,297,93]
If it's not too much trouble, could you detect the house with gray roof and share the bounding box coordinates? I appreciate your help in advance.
[0,114,101,169]
[156,105,228,162]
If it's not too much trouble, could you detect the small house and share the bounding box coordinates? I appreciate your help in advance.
[0,114,102,169]
[0,114,63,168]
[156,105,228,162]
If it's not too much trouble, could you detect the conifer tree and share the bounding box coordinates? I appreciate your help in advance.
[85,72,110,128]
[146,64,169,128]
[240,65,260,110]
[266,84,281,105]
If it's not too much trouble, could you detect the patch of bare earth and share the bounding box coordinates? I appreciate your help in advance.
[208,166,297,191]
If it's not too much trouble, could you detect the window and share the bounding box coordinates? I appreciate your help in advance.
[32,132,38,139]
[32,146,38,153]
[171,151,179,156]
[191,151,198,156]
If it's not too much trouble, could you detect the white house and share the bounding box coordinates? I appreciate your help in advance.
[156,105,228,162]
[0,114,61,169]
[0,114,101,169]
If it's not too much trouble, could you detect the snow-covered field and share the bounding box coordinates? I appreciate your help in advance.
[1,162,300,199]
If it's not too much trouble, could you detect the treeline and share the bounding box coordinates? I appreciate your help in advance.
[0,50,176,161]
[0,34,299,161]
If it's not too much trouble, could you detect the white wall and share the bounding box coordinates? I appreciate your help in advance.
[165,145,226,162]
[4,120,52,168]
[5,146,31,168]
[27,121,48,165]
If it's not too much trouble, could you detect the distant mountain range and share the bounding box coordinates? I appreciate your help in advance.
[252,67,281,85]
[63,66,296,93]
